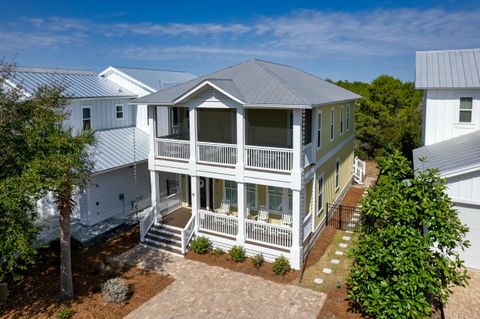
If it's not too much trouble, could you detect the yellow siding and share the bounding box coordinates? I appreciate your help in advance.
[305,179,313,215]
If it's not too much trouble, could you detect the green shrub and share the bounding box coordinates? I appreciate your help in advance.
[190,236,211,254]
[102,277,129,303]
[229,246,246,262]
[211,247,225,257]
[251,253,264,269]
[272,255,290,276]
[55,306,73,319]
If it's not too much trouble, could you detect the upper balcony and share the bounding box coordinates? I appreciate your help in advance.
[153,107,303,173]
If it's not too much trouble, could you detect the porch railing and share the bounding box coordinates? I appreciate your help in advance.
[140,206,155,242]
[198,210,238,237]
[245,145,293,172]
[302,213,313,242]
[181,215,196,254]
[157,194,182,216]
[156,138,190,160]
[245,220,293,248]
[197,142,237,166]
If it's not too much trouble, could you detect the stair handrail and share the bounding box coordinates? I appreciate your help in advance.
[140,206,155,242]
[181,215,196,254]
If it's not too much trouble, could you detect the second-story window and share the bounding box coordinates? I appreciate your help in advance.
[340,106,344,134]
[346,105,350,130]
[317,175,324,214]
[115,104,124,119]
[317,111,322,149]
[82,107,91,130]
[459,97,473,123]
[335,158,340,190]
[330,108,335,141]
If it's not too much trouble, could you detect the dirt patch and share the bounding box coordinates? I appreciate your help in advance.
[318,287,363,319]
[185,251,299,284]
[0,227,173,319]
[340,187,365,207]
[303,227,337,270]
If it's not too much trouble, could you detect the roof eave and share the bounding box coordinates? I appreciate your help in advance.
[99,66,157,93]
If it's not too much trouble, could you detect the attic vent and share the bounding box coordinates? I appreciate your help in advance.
[118,89,123,92]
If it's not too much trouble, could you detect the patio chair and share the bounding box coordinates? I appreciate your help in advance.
[215,200,230,215]
[280,214,293,227]
[253,206,269,223]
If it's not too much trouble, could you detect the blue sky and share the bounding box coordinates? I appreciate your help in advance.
[1,0,480,82]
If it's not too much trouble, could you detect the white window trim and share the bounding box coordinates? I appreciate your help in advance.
[330,108,335,142]
[340,105,344,135]
[458,97,473,124]
[335,158,340,191]
[317,110,322,150]
[266,186,292,215]
[317,173,324,216]
[81,106,92,130]
[115,104,124,120]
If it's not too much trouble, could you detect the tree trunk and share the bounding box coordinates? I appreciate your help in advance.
[59,200,73,300]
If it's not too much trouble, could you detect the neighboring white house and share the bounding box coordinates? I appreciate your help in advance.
[6,66,195,226]
[134,59,362,269]
[413,48,480,269]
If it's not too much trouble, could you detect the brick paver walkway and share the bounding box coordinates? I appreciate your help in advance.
[444,270,480,318]
[115,245,326,319]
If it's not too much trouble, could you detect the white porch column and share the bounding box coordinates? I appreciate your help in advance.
[147,105,156,170]
[191,175,200,232]
[150,171,160,223]
[206,178,211,211]
[292,109,303,190]
[236,182,246,245]
[236,106,245,178]
[291,189,302,269]
[189,106,198,175]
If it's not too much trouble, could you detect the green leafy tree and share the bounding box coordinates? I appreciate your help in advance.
[347,151,470,318]
[336,76,422,160]
[0,64,95,299]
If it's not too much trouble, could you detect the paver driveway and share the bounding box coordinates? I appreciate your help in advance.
[115,245,326,319]
[444,270,480,319]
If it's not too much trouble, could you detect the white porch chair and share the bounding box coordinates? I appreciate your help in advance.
[280,214,293,227]
[253,206,269,223]
[215,200,231,215]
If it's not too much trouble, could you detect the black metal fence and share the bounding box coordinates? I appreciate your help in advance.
[326,203,362,232]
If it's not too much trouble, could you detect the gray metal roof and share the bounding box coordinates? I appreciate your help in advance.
[8,66,135,98]
[92,127,149,173]
[413,130,480,177]
[416,49,480,89]
[112,66,196,92]
[133,59,361,107]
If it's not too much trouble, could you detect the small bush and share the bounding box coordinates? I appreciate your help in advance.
[251,253,264,269]
[55,306,73,319]
[102,277,129,303]
[272,255,290,276]
[229,246,246,262]
[211,247,225,257]
[190,236,211,254]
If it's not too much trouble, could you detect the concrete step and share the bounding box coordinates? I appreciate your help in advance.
[145,233,182,247]
[151,224,182,235]
[142,238,184,255]
[148,228,182,242]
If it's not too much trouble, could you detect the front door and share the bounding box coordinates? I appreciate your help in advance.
[200,177,207,209]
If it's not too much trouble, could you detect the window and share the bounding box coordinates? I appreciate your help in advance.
[166,179,178,196]
[330,108,334,141]
[224,180,237,205]
[246,184,257,208]
[268,186,283,212]
[317,175,324,214]
[459,97,473,123]
[340,106,344,134]
[317,111,322,149]
[335,159,340,190]
[115,104,124,119]
[288,190,292,214]
[346,105,350,131]
[82,107,91,130]
[304,109,312,145]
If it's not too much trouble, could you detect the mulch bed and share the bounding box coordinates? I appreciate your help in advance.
[0,226,173,319]
[186,251,299,284]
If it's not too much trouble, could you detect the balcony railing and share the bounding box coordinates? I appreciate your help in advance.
[245,220,293,248]
[156,138,190,160]
[245,145,293,172]
[198,210,238,237]
[198,142,237,166]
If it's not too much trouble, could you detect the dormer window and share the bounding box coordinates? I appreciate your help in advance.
[459,97,473,123]
[115,104,124,119]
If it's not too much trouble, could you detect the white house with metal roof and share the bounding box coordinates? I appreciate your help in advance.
[133,59,362,269]
[413,48,480,269]
[6,65,195,227]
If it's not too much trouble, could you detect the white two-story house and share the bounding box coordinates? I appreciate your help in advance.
[5,66,194,227]
[135,59,361,269]
[413,48,480,269]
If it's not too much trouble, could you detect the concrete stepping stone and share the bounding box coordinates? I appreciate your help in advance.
[352,217,359,222]
[323,268,332,274]
[347,223,355,229]
[335,250,344,256]
[330,259,340,264]
[345,230,353,234]
[339,243,348,248]
[314,277,323,284]
[342,236,351,241]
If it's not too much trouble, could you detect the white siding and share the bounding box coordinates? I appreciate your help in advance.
[102,72,152,97]
[63,97,135,133]
[447,171,480,205]
[424,89,480,145]
[87,161,151,225]
[455,204,480,269]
